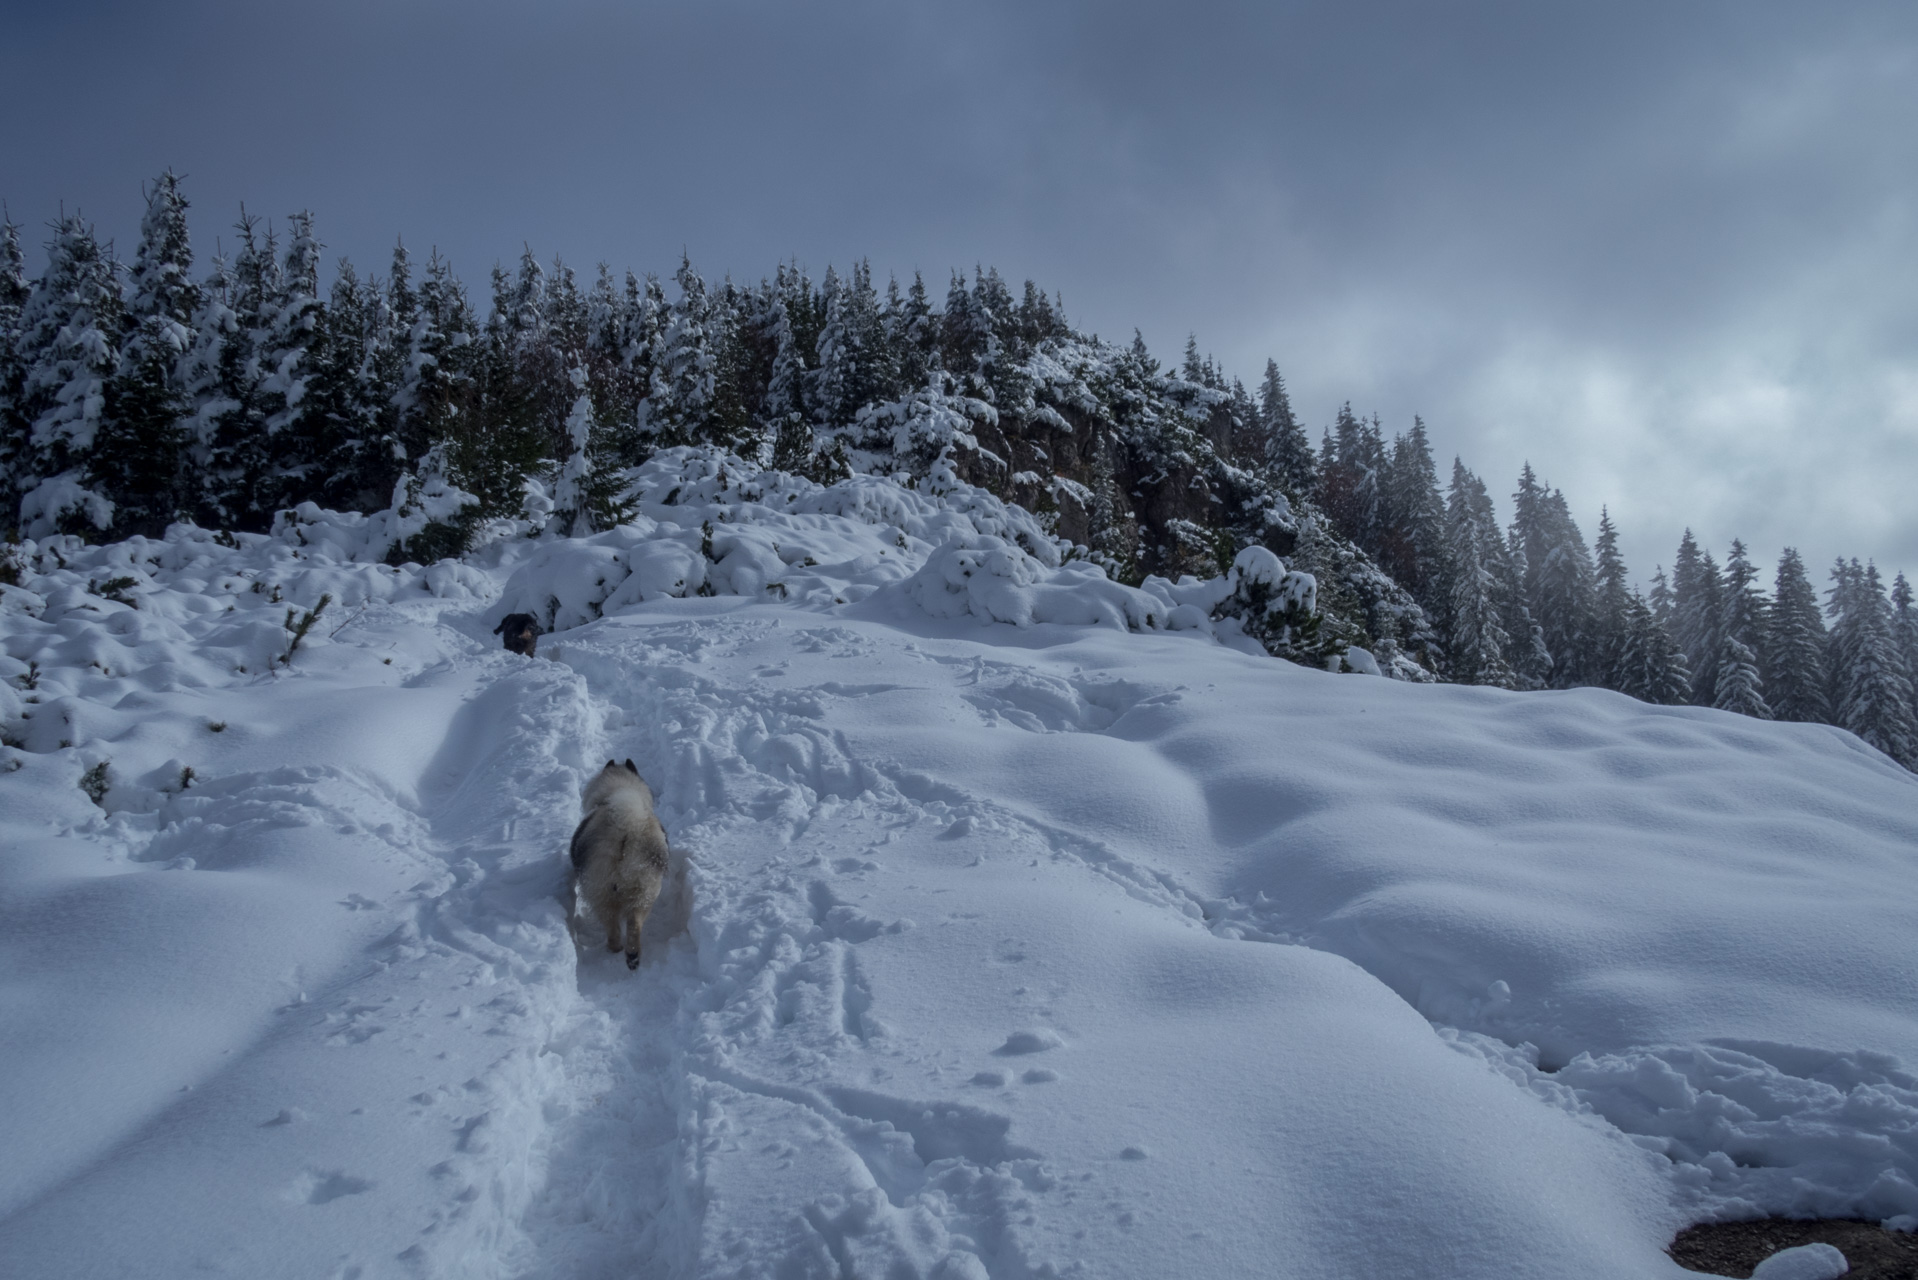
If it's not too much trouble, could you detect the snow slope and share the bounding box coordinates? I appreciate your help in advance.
[2,452,1916,1279]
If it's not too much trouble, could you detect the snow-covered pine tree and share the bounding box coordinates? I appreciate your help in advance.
[1378,417,1448,615]
[706,278,759,456]
[297,257,387,511]
[642,256,717,448]
[15,213,123,536]
[1501,527,1555,689]
[583,263,646,464]
[762,284,812,468]
[457,254,557,519]
[1712,634,1772,719]
[1893,573,1918,724]
[1762,547,1831,723]
[812,265,858,431]
[379,244,424,463]
[192,213,282,529]
[1317,403,1382,553]
[1671,532,1724,706]
[1227,378,1260,467]
[253,211,325,511]
[406,250,482,492]
[1648,566,1674,628]
[1706,539,1773,718]
[888,271,935,395]
[1591,508,1632,690]
[1256,360,1316,500]
[0,215,30,523]
[1511,470,1596,687]
[1721,540,1768,653]
[96,172,200,537]
[968,267,1033,430]
[1444,459,1515,686]
[939,269,1001,407]
[548,364,631,536]
[1828,560,1918,767]
[1614,591,1693,705]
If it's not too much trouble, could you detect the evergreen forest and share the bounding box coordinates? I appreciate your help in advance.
[3,175,1914,769]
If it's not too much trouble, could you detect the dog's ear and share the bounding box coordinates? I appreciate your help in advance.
[492,618,506,634]
[606,759,617,770]
[624,758,638,774]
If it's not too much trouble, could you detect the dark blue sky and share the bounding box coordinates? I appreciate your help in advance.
[4,0,1915,582]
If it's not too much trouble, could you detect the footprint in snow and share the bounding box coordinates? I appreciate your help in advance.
[286,1169,375,1205]
[992,1029,1063,1056]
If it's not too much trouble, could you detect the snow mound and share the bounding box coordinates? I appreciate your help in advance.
[1751,1242,1850,1280]
[486,447,1325,665]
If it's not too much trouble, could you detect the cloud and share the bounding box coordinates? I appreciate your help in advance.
[2,0,1914,580]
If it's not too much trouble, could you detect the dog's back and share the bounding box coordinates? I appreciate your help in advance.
[568,760,669,969]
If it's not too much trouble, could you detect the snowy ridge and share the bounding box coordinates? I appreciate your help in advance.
[3,453,1917,1277]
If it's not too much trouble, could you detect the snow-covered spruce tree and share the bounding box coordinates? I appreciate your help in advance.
[582,263,649,466]
[406,251,482,490]
[548,364,631,537]
[457,252,566,520]
[1317,403,1383,554]
[254,212,325,510]
[642,256,719,449]
[191,213,282,529]
[1444,460,1516,687]
[1721,540,1768,657]
[1671,531,1724,706]
[1614,591,1693,705]
[705,280,760,458]
[1591,508,1632,690]
[1378,416,1448,618]
[1764,548,1832,724]
[813,262,890,435]
[1827,560,1918,767]
[1713,635,1772,719]
[0,215,30,524]
[1648,566,1675,629]
[1256,360,1317,500]
[1708,539,1773,719]
[762,280,819,474]
[1510,468,1597,688]
[95,172,200,537]
[887,271,937,395]
[15,213,123,537]
[298,256,397,513]
[1894,573,1918,724]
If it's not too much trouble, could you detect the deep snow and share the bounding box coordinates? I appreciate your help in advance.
[2,451,1916,1279]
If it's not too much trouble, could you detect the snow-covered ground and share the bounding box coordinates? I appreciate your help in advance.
[3,452,1916,1279]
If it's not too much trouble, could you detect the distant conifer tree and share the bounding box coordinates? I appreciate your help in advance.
[16,213,122,536]
[97,172,200,536]
[1256,360,1315,499]
[1828,560,1918,766]
[0,215,30,524]
[1763,547,1832,724]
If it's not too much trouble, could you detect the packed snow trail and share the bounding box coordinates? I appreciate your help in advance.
[527,601,1693,1278]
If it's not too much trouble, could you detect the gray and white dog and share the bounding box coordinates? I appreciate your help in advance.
[568,759,670,970]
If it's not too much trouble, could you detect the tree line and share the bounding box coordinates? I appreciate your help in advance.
[1,174,1912,767]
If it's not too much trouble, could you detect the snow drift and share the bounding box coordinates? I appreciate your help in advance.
[2,448,1915,1279]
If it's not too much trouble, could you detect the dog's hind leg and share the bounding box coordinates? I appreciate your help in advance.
[621,876,662,971]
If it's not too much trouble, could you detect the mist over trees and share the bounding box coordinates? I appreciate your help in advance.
[3,176,1913,769]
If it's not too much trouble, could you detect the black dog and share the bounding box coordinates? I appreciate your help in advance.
[493,612,540,657]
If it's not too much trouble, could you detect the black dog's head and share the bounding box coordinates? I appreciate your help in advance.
[493,612,540,657]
